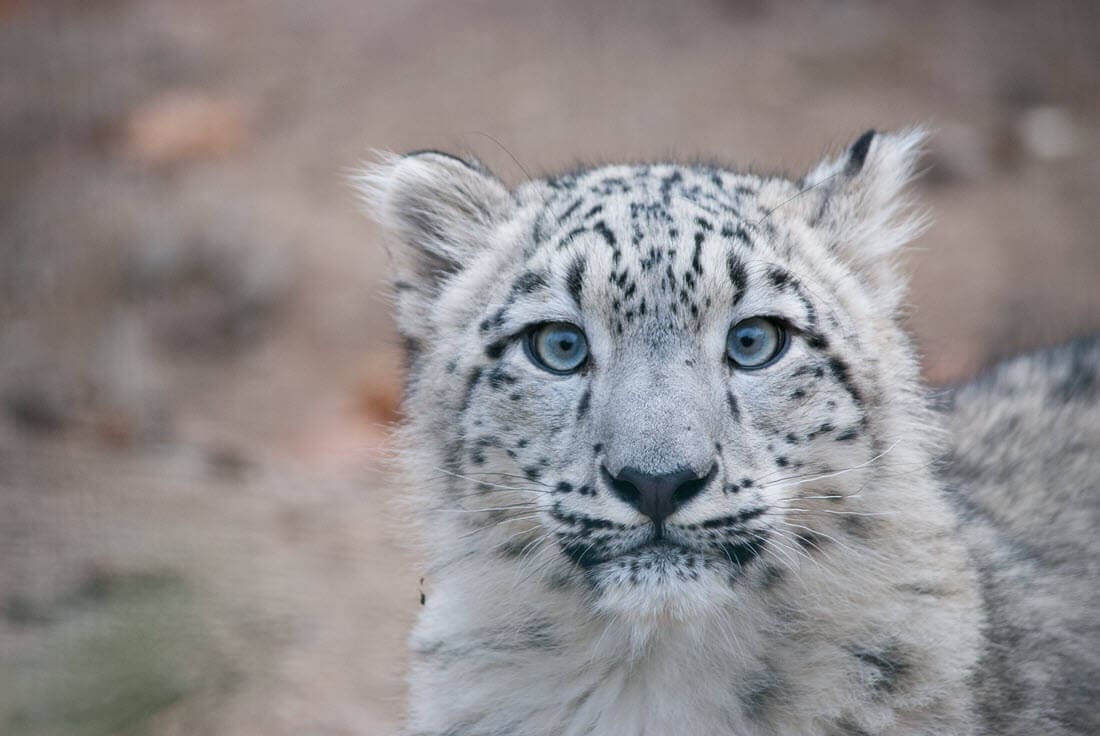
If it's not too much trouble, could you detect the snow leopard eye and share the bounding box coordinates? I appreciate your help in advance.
[726,317,787,369]
[525,322,589,375]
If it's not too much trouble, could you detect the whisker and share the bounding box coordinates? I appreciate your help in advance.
[438,468,559,490]
[758,440,902,489]
[454,513,543,540]
[429,466,556,492]
[436,503,538,514]
[775,506,897,518]
[752,170,842,228]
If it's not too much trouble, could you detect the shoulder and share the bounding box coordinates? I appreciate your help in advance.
[940,331,1100,557]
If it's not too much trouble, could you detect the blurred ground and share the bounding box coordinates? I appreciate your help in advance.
[1,1,1098,734]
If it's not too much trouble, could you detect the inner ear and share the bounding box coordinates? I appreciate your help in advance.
[355,150,515,342]
[356,150,514,289]
[800,129,928,304]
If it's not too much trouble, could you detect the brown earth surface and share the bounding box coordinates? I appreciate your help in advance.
[1,1,1099,734]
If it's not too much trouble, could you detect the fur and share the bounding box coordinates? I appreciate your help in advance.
[356,131,1099,735]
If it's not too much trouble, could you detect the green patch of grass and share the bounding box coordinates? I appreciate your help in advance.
[2,571,226,736]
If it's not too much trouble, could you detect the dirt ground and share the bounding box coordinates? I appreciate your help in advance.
[1,1,1098,734]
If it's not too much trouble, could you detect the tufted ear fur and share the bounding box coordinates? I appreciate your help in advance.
[802,129,928,301]
[355,151,514,337]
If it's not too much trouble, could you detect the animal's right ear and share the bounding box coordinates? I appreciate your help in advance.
[355,151,514,334]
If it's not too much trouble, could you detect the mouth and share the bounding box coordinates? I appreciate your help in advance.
[559,525,768,575]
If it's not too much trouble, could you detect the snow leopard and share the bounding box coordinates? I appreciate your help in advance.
[358,130,1100,736]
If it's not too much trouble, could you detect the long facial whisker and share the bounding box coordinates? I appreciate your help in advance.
[454,513,543,540]
[771,518,861,557]
[429,467,557,492]
[456,487,553,498]
[759,530,818,585]
[758,440,902,489]
[491,521,547,549]
[774,505,898,518]
[436,503,539,514]
[439,468,560,490]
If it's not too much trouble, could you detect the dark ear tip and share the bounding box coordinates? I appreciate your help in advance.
[400,149,497,178]
[402,149,474,167]
[846,129,877,174]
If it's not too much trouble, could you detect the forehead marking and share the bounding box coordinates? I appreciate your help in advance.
[566,256,586,308]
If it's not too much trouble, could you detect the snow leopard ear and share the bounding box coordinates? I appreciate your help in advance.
[803,129,927,299]
[355,150,514,335]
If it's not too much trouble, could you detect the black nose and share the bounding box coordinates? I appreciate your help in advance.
[603,463,717,525]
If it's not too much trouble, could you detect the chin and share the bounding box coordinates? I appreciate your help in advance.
[587,545,741,621]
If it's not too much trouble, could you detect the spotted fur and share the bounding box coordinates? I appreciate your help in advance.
[357,131,1099,735]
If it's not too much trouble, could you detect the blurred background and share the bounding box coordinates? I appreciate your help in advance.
[1,1,1098,733]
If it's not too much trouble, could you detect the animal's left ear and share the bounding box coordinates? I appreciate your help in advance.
[802,129,927,297]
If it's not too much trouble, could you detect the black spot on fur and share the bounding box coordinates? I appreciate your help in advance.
[461,367,484,414]
[511,271,547,295]
[852,642,912,694]
[795,531,824,552]
[767,267,790,288]
[692,232,705,274]
[725,390,741,421]
[557,225,587,249]
[487,367,517,390]
[806,331,830,350]
[828,719,873,736]
[843,513,873,538]
[485,339,508,360]
[557,197,583,223]
[576,388,591,420]
[719,536,767,572]
[828,356,864,406]
[593,220,617,247]
[741,665,785,721]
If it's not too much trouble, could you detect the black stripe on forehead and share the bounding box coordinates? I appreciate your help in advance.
[511,270,548,294]
[566,256,587,308]
[478,270,549,334]
[766,266,818,328]
[728,254,748,306]
[721,223,754,249]
[557,197,583,223]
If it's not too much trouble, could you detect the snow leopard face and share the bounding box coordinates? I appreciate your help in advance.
[363,131,928,619]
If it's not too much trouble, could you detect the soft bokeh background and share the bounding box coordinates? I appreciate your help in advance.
[1,1,1098,733]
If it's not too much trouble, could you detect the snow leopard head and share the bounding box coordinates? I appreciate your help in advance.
[360,130,931,620]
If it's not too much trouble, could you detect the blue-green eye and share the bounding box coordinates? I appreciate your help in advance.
[526,322,589,374]
[726,317,787,369]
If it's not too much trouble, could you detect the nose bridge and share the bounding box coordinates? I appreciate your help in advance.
[601,362,715,476]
